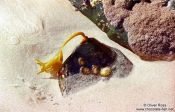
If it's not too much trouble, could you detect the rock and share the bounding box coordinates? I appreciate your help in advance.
[103,0,164,28]
[80,67,91,75]
[58,38,133,96]
[91,65,100,75]
[124,3,175,60]
[103,0,131,28]
[103,0,175,61]
[103,0,152,28]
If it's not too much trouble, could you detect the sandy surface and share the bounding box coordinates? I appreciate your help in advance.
[0,0,174,112]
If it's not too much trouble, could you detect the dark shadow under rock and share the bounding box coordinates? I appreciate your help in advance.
[58,38,133,96]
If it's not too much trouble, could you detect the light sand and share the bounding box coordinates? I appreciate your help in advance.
[0,0,174,112]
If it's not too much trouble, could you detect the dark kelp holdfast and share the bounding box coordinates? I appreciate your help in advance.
[35,32,133,95]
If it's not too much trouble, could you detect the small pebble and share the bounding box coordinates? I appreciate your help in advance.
[80,66,91,75]
[78,57,85,65]
[37,96,46,101]
[29,86,37,90]
[91,65,100,75]
[100,67,112,77]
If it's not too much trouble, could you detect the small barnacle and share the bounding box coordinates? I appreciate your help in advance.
[35,32,88,77]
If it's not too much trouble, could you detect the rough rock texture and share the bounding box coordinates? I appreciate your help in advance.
[103,0,165,28]
[124,3,175,60]
[103,0,175,61]
[103,0,131,28]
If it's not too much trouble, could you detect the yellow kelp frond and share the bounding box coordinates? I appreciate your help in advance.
[35,50,63,76]
[60,32,88,48]
[35,32,88,77]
